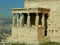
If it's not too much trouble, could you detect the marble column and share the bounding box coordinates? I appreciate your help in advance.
[42,14,44,27]
[35,13,39,26]
[12,13,15,27]
[27,13,30,27]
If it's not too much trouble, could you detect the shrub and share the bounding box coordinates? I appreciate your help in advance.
[41,42,60,45]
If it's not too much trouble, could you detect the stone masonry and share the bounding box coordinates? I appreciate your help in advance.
[6,0,60,44]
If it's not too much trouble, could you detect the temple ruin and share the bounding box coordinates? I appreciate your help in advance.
[6,0,60,44]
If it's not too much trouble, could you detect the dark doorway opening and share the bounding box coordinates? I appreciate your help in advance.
[23,13,28,26]
[38,13,43,26]
[44,13,48,36]
[30,13,36,26]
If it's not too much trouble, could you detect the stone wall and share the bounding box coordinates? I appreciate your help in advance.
[11,26,50,44]
[24,0,60,42]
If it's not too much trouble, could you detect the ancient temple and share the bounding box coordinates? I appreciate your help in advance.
[7,0,60,44]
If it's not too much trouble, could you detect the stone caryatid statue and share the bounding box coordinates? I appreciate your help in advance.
[20,15,23,27]
[13,15,16,27]
[27,14,30,27]
[17,17,18,27]
[42,15,44,27]
[35,14,39,26]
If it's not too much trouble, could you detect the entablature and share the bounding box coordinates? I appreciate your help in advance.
[12,8,50,14]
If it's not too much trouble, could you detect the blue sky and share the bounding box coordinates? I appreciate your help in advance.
[0,0,24,18]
